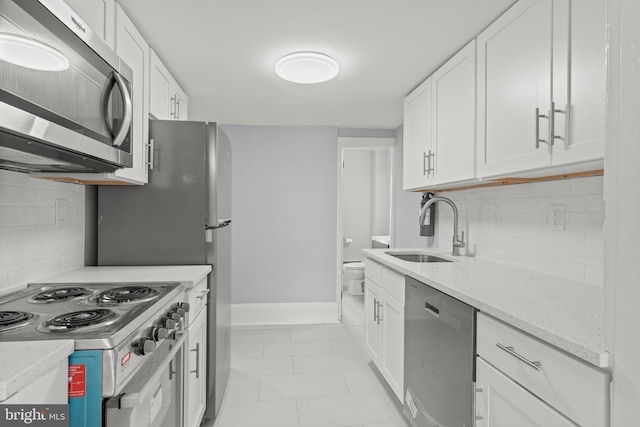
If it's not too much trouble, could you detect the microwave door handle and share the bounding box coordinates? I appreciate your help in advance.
[102,73,117,135]
[111,71,133,147]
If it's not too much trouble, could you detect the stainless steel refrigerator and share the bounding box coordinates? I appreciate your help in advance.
[96,120,231,421]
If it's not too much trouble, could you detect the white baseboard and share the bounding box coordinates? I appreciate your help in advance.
[231,302,339,326]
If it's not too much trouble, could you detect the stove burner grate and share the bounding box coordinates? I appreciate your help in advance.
[46,309,117,330]
[0,311,35,330]
[96,286,159,304]
[30,287,92,303]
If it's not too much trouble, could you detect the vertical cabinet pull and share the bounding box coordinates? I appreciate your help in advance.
[376,301,383,324]
[535,108,549,148]
[146,139,155,170]
[550,101,568,145]
[373,298,378,322]
[423,152,428,176]
[190,342,200,378]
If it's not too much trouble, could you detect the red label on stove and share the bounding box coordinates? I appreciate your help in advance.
[68,364,86,398]
[121,351,131,366]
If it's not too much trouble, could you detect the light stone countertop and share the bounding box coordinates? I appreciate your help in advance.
[0,340,74,401]
[32,265,212,289]
[363,249,609,369]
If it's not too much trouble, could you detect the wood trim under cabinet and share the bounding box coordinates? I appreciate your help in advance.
[422,169,603,193]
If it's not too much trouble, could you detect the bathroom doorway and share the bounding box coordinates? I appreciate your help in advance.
[336,137,395,321]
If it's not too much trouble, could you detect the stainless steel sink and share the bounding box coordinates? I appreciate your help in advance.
[385,252,452,263]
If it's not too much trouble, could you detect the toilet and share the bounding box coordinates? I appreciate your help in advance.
[343,261,365,295]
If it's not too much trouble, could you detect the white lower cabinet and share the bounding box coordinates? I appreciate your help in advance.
[475,312,609,427]
[364,260,404,402]
[183,277,208,427]
[475,358,575,427]
[185,307,207,427]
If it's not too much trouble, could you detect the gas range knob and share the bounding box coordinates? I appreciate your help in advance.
[152,326,168,341]
[179,302,190,312]
[170,312,181,322]
[135,338,156,356]
[175,307,186,317]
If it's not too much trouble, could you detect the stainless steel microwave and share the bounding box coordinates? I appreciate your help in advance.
[0,0,133,173]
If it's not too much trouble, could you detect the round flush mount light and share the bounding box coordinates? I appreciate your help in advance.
[275,52,339,84]
[0,33,69,71]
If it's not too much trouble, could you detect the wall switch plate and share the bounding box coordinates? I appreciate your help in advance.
[549,205,565,231]
[55,199,68,225]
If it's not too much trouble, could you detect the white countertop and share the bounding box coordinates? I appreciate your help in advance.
[33,265,212,289]
[363,249,609,368]
[0,340,74,401]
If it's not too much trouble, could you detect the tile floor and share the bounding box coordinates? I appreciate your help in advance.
[203,294,411,427]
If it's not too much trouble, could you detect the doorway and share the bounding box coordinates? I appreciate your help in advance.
[336,137,395,321]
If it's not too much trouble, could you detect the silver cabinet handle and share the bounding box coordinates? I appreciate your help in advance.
[196,289,210,300]
[496,343,542,371]
[376,301,383,324]
[428,151,435,174]
[146,138,155,170]
[535,108,549,149]
[111,71,133,147]
[190,342,200,378]
[170,95,176,119]
[423,152,428,176]
[176,97,180,120]
[550,101,568,146]
[373,298,378,322]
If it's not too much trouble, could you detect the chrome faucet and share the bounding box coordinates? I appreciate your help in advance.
[419,196,465,256]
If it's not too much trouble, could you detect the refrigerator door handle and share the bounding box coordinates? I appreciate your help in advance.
[206,219,232,230]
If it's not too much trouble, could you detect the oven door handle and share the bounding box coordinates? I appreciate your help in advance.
[113,331,189,409]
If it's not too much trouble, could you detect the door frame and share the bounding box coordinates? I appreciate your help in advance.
[336,137,395,320]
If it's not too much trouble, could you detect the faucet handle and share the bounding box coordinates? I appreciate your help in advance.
[455,231,466,248]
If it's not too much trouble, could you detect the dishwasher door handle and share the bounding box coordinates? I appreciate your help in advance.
[424,301,440,317]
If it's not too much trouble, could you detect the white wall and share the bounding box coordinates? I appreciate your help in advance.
[604,0,640,423]
[342,150,373,262]
[0,170,85,291]
[222,125,338,304]
[372,149,391,236]
[437,176,604,284]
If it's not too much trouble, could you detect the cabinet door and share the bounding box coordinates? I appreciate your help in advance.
[432,40,476,185]
[380,294,404,402]
[475,358,576,427]
[185,307,207,427]
[149,49,173,120]
[64,0,114,48]
[403,78,433,190]
[477,0,553,177]
[364,279,382,366]
[114,5,149,184]
[551,0,605,165]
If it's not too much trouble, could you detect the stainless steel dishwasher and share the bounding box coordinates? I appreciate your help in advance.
[404,276,476,427]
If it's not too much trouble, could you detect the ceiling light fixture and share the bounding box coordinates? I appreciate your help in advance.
[275,52,339,84]
[0,33,69,71]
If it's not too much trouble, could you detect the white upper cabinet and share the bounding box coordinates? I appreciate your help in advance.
[403,78,433,190]
[477,0,553,177]
[477,0,605,178]
[403,41,476,191]
[112,4,150,184]
[431,40,476,185]
[150,50,189,121]
[551,0,606,166]
[64,0,115,48]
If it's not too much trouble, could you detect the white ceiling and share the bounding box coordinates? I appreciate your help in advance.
[117,0,515,129]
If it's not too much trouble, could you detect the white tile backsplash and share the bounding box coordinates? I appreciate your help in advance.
[0,170,84,291]
[436,176,604,285]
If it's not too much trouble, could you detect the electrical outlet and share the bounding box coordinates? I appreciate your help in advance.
[55,199,68,225]
[549,205,565,231]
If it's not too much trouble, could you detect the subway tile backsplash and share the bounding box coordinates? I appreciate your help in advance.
[436,176,604,285]
[0,170,84,291]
